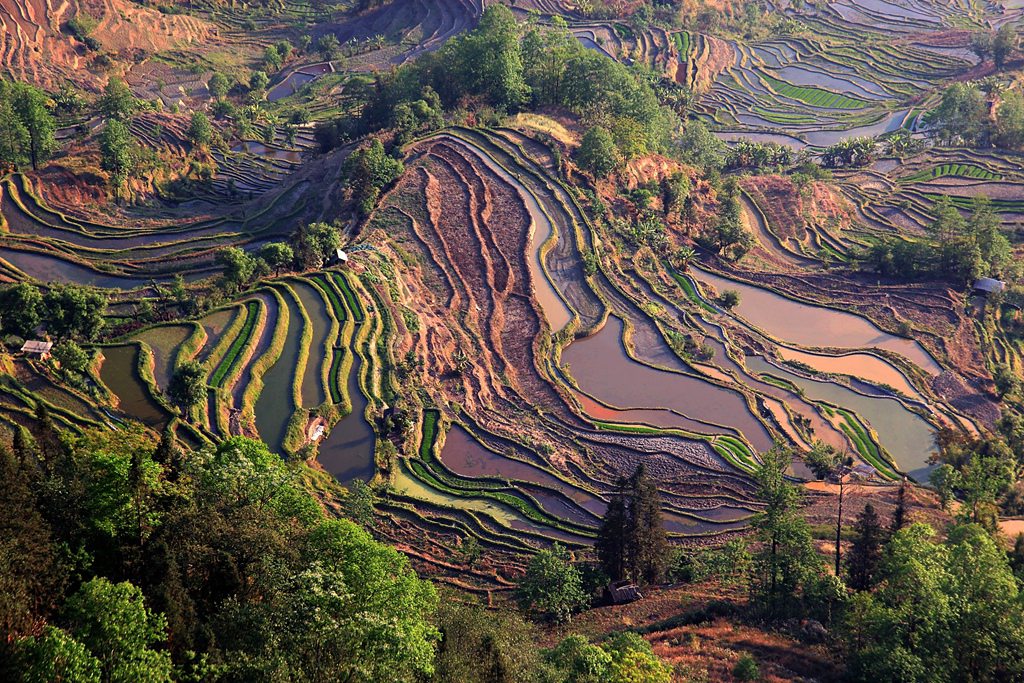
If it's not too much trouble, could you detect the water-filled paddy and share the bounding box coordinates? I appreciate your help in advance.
[317,353,375,483]
[776,346,922,398]
[292,281,330,408]
[254,289,304,453]
[563,316,774,451]
[136,325,193,392]
[691,266,940,374]
[99,345,168,428]
[746,356,935,480]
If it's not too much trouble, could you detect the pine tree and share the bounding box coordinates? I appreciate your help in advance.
[596,477,628,581]
[628,465,668,583]
[846,503,883,591]
[596,467,668,584]
[890,478,908,535]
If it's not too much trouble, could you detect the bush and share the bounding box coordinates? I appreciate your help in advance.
[577,127,619,178]
[733,653,760,681]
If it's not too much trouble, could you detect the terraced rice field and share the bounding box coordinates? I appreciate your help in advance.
[0,0,1016,579]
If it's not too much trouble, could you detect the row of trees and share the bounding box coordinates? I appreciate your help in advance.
[860,195,1012,284]
[215,221,342,291]
[931,81,1024,150]
[0,282,107,340]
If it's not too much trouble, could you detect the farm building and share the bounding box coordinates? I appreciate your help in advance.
[606,581,643,605]
[973,278,1006,295]
[20,340,53,360]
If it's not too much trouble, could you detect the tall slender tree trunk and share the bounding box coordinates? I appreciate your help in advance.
[835,477,844,576]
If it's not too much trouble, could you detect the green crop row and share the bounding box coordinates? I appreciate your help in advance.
[900,163,1001,184]
[673,31,691,58]
[420,409,440,462]
[332,272,364,322]
[760,74,868,110]
[209,301,260,388]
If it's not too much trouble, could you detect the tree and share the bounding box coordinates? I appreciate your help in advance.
[546,634,613,683]
[806,442,852,576]
[52,339,90,374]
[733,654,760,682]
[970,31,993,61]
[718,289,740,310]
[317,34,341,61]
[99,78,138,122]
[843,523,1024,683]
[994,25,1018,69]
[0,446,59,639]
[596,465,668,583]
[596,477,629,582]
[576,127,619,178]
[433,601,546,683]
[344,139,403,218]
[676,119,725,171]
[215,246,258,291]
[10,82,57,170]
[62,578,173,683]
[167,360,206,413]
[932,83,987,146]
[207,72,230,99]
[440,5,529,110]
[929,463,961,511]
[263,45,283,72]
[627,464,668,584]
[15,626,101,683]
[100,119,136,188]
[259,242,294,276]
[603,632,672,683]
[248,70,270,95]
[0,282,44,337]
[341,479,376,526]
[293,221,341,270]
[890,478,908,534]
[246,518,439,682]
[516,543,588,622]
[43,284,107,340]
[698,182,752,260]
[996,90,1024,149]
[750,445,823,618]
[0,93,30,168]
[846,503,883,591]
[187,111,213,147]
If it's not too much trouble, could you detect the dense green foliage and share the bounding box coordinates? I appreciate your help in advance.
[0,429,441,682]
[843,523,1024,682]
[168,360,206,412]
[345,7,676,162]
[516,543,589,622]
[0,80,56,170]
[861,196,1013,283]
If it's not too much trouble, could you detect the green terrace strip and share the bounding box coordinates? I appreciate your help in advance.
[900,163,1002,183]
[818,403,898,480]
[591,420,758,473]
[413,415,594,536]
[673,31,691,59]
[758,74,869,110]
[333,271,365,322]
[208,300,261,388]
[670,270,717,313]
[920,192,1024,213]
[420,409,440,461]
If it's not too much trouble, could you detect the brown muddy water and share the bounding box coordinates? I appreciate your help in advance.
[691,266,941,374]
[562,316,774,452]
